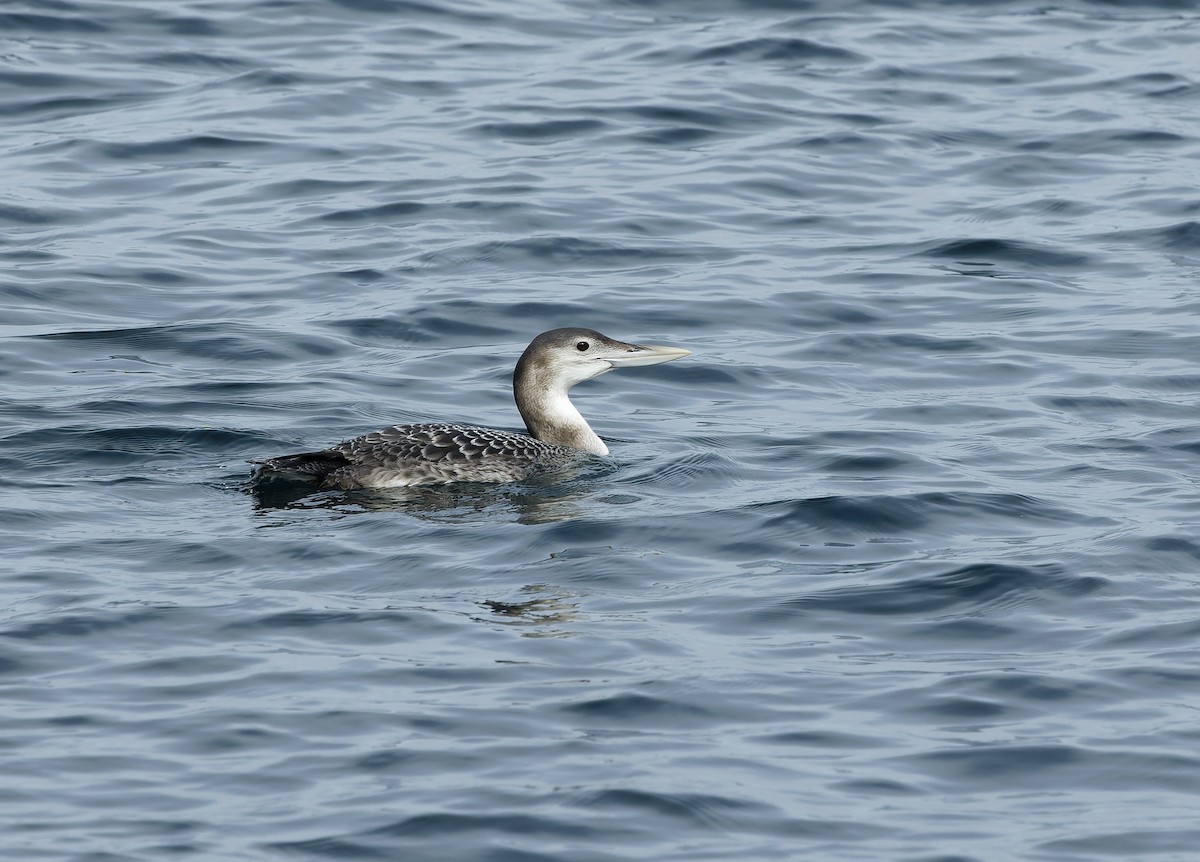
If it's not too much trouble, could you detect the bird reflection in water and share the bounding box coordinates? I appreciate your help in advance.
[479,584,582,637]
[248,474,596,525]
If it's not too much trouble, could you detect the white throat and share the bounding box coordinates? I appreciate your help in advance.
[515,369,609,456]
[537,387,608,455]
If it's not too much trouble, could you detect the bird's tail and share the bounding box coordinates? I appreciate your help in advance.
[250,449,349,482]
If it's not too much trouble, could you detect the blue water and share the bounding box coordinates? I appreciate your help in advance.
[4,1,1200,860]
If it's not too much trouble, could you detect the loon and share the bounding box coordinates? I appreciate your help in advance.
[252,327,690,490]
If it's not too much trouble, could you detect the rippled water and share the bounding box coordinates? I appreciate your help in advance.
[4,1,1200,860]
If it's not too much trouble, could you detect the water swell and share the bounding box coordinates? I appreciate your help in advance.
[765,562,1104,618]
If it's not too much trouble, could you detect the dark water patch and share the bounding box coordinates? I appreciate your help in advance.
[631,126,723,146]
[1146,80,1200,100]
[907,744,1200,793]
[0,10,107,34]
[762,562,1104,620]
[470,119,607,142]
[623,449,739,493]
[1113,667,1200,696]
[909,697,1007,721]
[142,51,251,72]
[268,835,388,860]
[0,203,76,227]
[1166,436,1200,456]
[582,788,765,825]
[754,729,885,749]
[684,37,865,66]
[1094,220,1200,251]
[1072,71,1187,96]
[0,248,60,263]
[664,363,760,392]
[1116,372,1200,395]
[260,178,377,200]
[960,196,1095,223]
[805,428,933,449]
[914,619,1017,641]
[854,81,966,109]
[839,332,995,355]
[316,199,529,225]
[971,152,1109,190]
[319,304,513,344]
[617,104,733,128]
[1037,394,1200,422]
[863,402,1044,428]
[793,131,877,152]
[616,0,821,10]
[30,322,344,365]
[580,788,885,842]
[1142,535,1200,561]
[820,451,914,474]
[168,724,295,757]
[156,14,224,37]
[319,200,429,223]
[355,812,594,841]
[888,53,1092,87]
[27,537,246,574]
[1,605,181,642]
[561,692,716,725]
[1097,618,1200,649]
[1017,129,1189,156]
[759,492,1101,538]
[222,69,318,91]
[93,135,273,161]
[0,649,30,676]
[320,315,443,345]
[771,293,885,327]
[119,653,253,678]
[412,236,724,273]
[1039,828,1200,857]
[920,238,1091,269]
[1,426,270,471]
[929,118,1060,150]
[1021,329,1200,362]
[828,778,923,798]
[220,609,418,643]
[909,672,1123,717]
[0,69,105,91]
[328,0,501,23]
[333,268,389,283]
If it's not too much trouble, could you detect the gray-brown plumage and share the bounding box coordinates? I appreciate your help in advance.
[252,328,690,489]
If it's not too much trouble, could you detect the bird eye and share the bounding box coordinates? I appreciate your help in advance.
[576,341,590,351]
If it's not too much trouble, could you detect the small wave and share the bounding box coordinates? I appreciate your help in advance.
[0,203,74,226]
[30,322,344,364]
[92,135,271,161]
[1094,220,1200,251]
[318,200,428,223]
[683,37,864,66]
[906,743,1200,793]
[560,692,716,724]
[2,425,279,474]
[764,562,1104,618]
[273,810,595,860]
[0,11,106,34]
[760,491,1102,536]
[1041,829,1200,858]
[411,236,723,273]
[470,119,607,142]
[581,788,770,828]
[920,237,1091,269]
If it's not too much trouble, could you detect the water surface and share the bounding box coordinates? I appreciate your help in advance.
[3,1,1200,860]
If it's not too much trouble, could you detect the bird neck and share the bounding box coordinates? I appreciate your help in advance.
[514,367,609,455]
